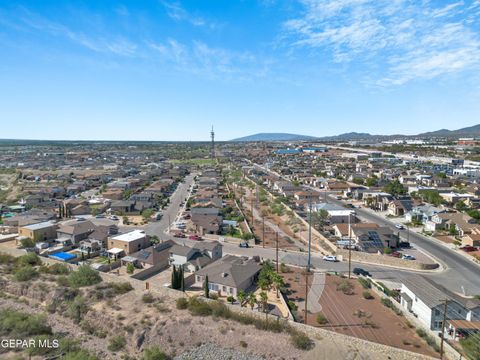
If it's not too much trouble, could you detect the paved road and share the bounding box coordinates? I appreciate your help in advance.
[144,173,195,237]
[327,196,480,295]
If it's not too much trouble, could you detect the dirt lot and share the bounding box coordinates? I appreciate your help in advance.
[281,269,438,358]
[317,275,437,357]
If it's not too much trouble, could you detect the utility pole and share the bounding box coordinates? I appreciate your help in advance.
[308,191,312,272]
[348,212,352,279]
[262,216,265,248]
[440,299,448,360]
[276,232,279,273]
[304,270,309,324]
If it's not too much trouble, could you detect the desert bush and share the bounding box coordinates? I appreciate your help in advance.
[290,332,314,350]
[0,309,51,337]
[14,265,38,281]
[41,263,71,275]
[143,346,169,360]
[108,335,126,352]
[416,328,427,338]
[67,296,88,324]
[68,265,102,288]
[362,290,374,300]
[357,277,371,289]
[176,298,189,310]
[142,293,155,303]
[17,252,41,266]
[316,313,328,325]
[336,280,354,295]
[187,297,212,316]
[109,281,133,295]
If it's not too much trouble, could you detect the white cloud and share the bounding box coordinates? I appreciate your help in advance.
[161,1,216,28]
[284,0,480,85]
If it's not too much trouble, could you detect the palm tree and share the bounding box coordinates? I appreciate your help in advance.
[271,273,284,298]
[238,290,246,307]
[247,292,256,310]
[259,291,268,313]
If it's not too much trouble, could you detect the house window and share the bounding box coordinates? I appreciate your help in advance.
[228,287,233,294]
[434,309,440,316]
[222,286,226,292]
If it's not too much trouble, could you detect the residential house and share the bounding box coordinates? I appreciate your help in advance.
[108,229,150,256]
[310,203,356,224]
[56,219,96,244]
[169,241,223,272]
[18,221,57,242]
[388,199,414,216]
[194,255,262,297]
[128,240,175,270]
[400,275,480,332]
[405,205,445,225]
[350,225,399,253]
[191,207,223,235]
[426,212,478,235]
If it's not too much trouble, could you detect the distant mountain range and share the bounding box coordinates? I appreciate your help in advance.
[230,124,480,142]
[231,133,318,142]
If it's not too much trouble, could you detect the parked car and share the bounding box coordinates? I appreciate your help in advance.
[174,233,186,238]
[395,224,405,230]
[189,235,202,241]
[239,241,250,248]
[460,245,477,252]
[353,268,371,277]
[402,254,416,260]
[322,255,337,262]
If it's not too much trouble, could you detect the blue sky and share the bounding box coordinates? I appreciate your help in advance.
[1,0,480,141]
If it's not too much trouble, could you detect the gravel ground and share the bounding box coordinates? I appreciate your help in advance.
[174,343,265,360]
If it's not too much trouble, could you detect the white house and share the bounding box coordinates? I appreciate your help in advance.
[400,276,480,332]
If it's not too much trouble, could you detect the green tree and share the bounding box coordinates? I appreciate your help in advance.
[366,177,377,187]
[247,292,256,310]
[237,290,246,307]
[126,263,135,274]
[259,291,268,312]
[203,275,209,298]
[19,237,35,248]
[383,180,406,197]
[456,200,468,212]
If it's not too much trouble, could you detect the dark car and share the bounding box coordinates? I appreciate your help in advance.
[173,233,186,238]
[239,241,250,248]
[461,245,477,252]
[353,268,371,277]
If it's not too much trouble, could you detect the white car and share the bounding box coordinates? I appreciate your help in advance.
[395,224,405,230]
[402,254,416,260]
[323,255,337,262]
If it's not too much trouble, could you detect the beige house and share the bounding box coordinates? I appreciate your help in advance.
[18,221,57,242]
[108,229,150,256]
